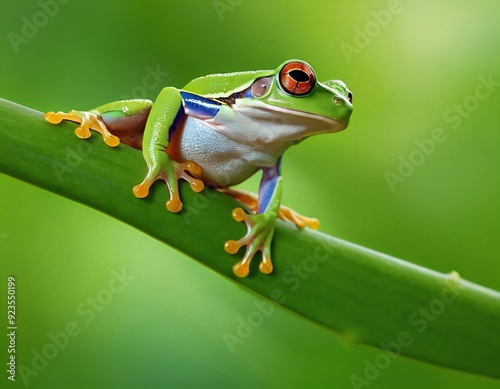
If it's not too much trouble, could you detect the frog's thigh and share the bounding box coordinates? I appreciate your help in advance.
[96,100,153,150]
[93,99,153,116]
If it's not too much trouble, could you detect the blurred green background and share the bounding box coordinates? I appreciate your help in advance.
[1,1,499,388]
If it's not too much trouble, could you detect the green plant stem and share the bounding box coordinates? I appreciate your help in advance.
[1,98,499,379]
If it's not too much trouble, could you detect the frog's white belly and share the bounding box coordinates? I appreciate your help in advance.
[169,116,282,187]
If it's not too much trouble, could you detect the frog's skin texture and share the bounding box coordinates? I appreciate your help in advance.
[45,59,353,277]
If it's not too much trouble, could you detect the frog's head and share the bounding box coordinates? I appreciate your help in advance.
[235,59,353,144]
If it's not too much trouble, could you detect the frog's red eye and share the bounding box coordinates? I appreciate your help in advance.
[279,61,316,96]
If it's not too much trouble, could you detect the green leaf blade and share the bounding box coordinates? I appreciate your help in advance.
[1,98,499,379]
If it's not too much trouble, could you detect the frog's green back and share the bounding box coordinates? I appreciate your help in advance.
[182,69,275,98]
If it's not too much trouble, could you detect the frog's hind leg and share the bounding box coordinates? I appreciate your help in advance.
[44,109,122,147]
[220,187,320,229]
[218,187,259,214]
[278,204,319,230]
[44,99,153,149]
[99,100,152,150]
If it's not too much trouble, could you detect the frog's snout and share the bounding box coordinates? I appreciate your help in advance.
[321,79,353,111]
[332,88,353,124]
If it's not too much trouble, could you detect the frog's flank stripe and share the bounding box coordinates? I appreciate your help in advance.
[168,106,185,142]
[180,91,222,119]
[258,157,282,214]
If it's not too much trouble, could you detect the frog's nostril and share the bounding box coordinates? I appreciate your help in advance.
[334,97,343,105]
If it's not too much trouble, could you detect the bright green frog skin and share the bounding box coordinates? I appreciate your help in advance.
[44,59,353,277]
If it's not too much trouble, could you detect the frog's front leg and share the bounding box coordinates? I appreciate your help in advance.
[224,160,283,277]
[132,87,204,213]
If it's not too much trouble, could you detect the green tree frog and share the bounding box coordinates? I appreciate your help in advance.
[45,59,353,277]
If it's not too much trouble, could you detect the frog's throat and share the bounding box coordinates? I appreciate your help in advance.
[210,100,347,146]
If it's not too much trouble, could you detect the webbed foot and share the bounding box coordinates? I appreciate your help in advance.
[224,207,276,277]
[133,155,204,213]
[220,188,319,229]
[44,110,120,147]
[278,205,319,230]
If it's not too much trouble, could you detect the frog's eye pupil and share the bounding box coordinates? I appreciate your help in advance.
[279,61,316,96]
[289,69,310,83]
[348,91,353,104]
